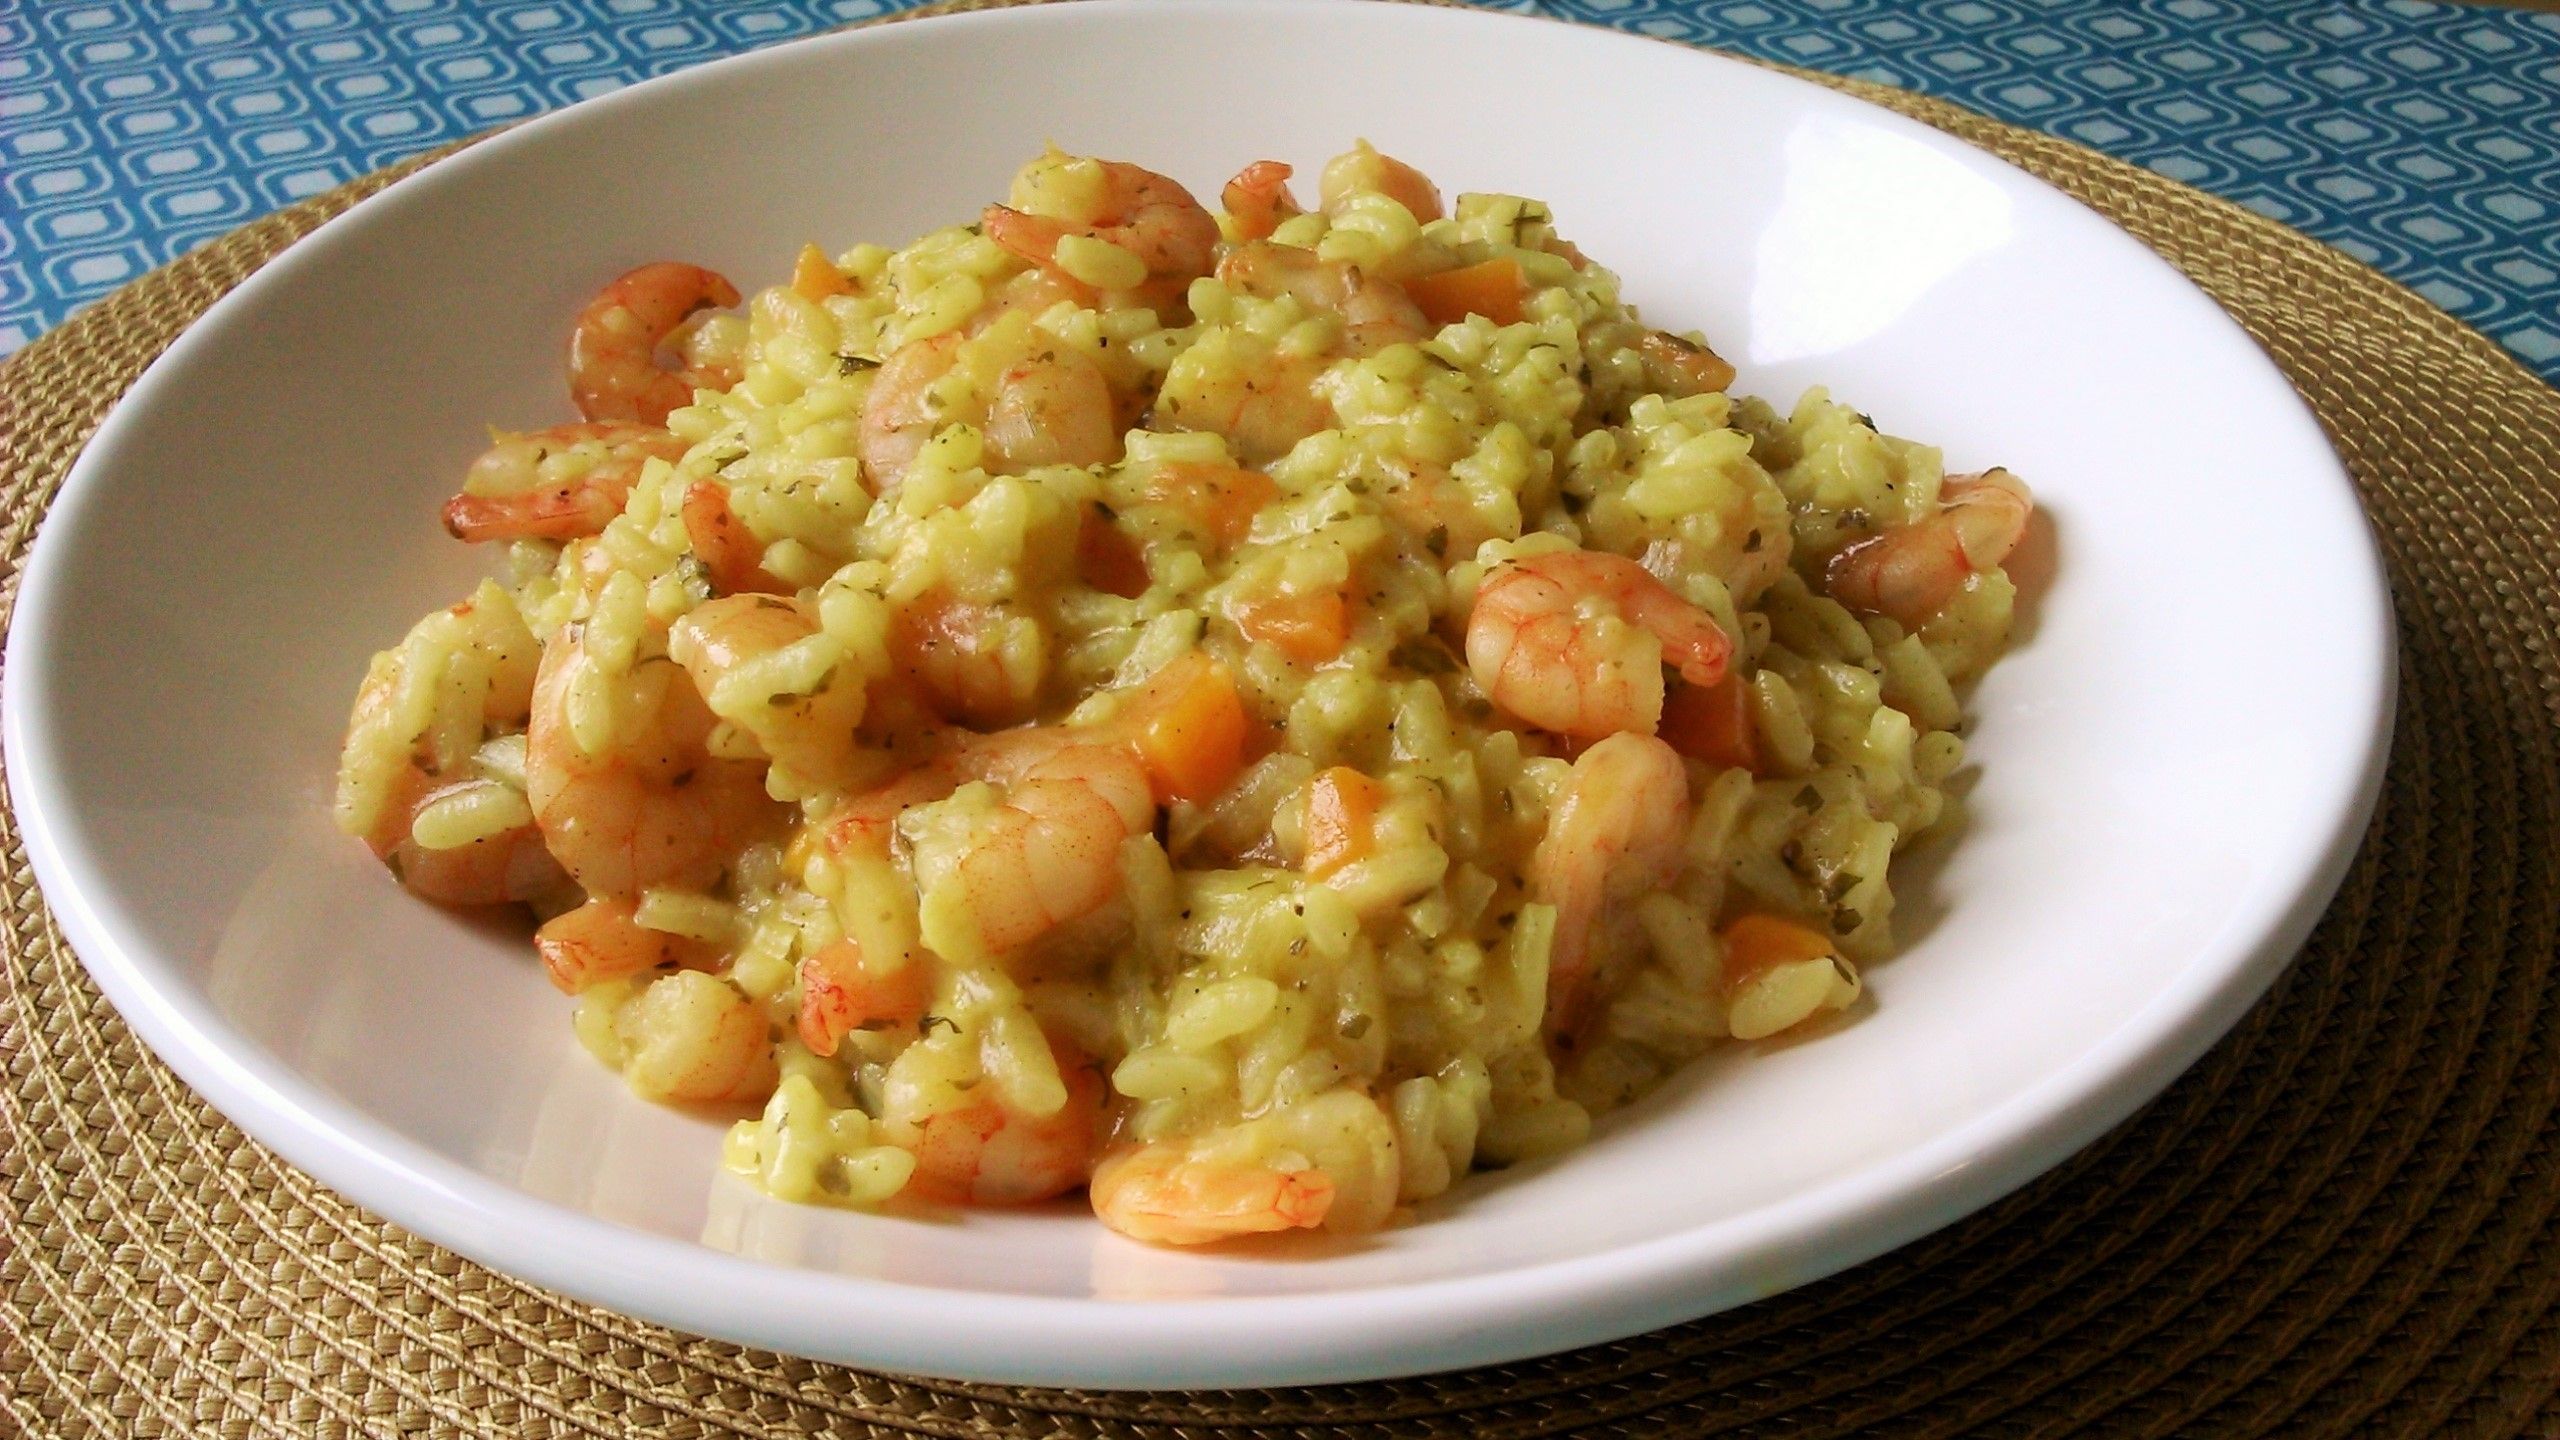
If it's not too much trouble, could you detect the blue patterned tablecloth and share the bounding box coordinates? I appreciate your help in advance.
[3,0,2555,382]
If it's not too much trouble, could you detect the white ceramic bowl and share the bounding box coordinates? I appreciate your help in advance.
[2,0,2392,1390]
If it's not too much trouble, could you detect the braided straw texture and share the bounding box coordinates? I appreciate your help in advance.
[4,4,2556,1434]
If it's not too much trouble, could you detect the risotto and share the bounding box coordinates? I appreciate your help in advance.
[335,144,2034,1246]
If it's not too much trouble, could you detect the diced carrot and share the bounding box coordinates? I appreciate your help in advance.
[1301,767,1386,879]
[1640,331,1738,396]
[1403,258,1528,328]
[1231,587,1349,664]
[791,242,850,302]
[680,480,788,595]
[1658,672,1760,774]
[797,938,930,1056]
[1122,653,1250,804]
[1077,504,1150,598]
[1143,462,1279,549]
[1717,914,1838,995]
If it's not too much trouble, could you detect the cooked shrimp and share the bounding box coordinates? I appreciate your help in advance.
[536,896,719,994]
[795,935,930,1055]
[679,481,787,595]
[1154,334,1338,465]
[524,627,783,897]
[1532,732,1692,1039]
[986,351,1121,469]
[338,587,560,906]
[1377,458,1504,557]
[1221,159,1301,242]
[364,769,565,907]
[1155,242,1428,463]
[977,267,1102,334]
[668,594,866,790]
[856,333,958,493]
[1466,549,1733,739]
[858,331,1118,493]
[568,262,742,426]
[1216,240,1428,357]
[879,1034,1104,1204]
[1138,461,1280,551]
[1318,140,1442,222]
[441,422,686,544]
[915,738,1155,962]
[1090,1143,1335,1246]
[1824,468,2034,628]
[804,762,968,1055]
[615,969,776,1106]
[890,588,1049,729]
[983,154,1219,304]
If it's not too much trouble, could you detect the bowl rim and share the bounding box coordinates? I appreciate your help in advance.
[0,0,2397,1389]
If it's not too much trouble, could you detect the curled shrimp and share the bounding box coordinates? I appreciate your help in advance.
[858,330,1118,492]
[616,969,776,1106]
[1090,1143,1334,1247]
[441,422,686,544]
[1376,457,1505,558]
[1155,243,1426,463]
[536,896,720,994]
[524,626,783,898]
[879,1033,1104,1205]
[1825,468,2034,628]
[804,763,968,1056]
[1221,159,1301,242]
[569,262,743,426]
[890,588,1050,729]
[983,266,1101,323]
[913,737,1156,963]
[982,153,1219,304]
[858,334,960,493]
[794,935,930,1056]
[1216,240,1428,357]
[679,481,787,595]
[668,594,867,791]
[987,352,1121,470]
[364,767,565,908]
[1318,140,1442,222]
[1465,548,1733,740]
[1532,732,1692,1040]
[1154,334,1338,466]
[338,586,561,907]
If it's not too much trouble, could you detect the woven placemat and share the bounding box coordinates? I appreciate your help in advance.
[5,4,2558,1435]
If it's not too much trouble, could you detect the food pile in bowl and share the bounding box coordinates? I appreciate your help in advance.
[334,142,2033,1246]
